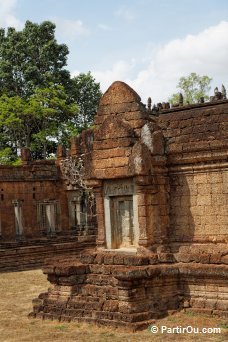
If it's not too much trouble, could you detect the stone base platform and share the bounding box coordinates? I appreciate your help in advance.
[29,251,228,330]
[0,236,95,272]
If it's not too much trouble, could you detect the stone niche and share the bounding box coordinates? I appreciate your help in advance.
[103,179,139,249]
[30,81,228,330]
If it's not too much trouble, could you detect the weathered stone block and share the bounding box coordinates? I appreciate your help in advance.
[94,157,129,169]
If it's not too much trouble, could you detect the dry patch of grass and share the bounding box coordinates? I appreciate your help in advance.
[0,269,227,342]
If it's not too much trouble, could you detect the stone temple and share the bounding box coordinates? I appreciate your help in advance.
[11,81,228,329]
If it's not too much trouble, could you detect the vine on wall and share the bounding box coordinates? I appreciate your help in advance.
[60,156,95,210]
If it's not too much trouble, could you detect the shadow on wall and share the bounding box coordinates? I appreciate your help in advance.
[168,174,196,251]
[168,170,227,253]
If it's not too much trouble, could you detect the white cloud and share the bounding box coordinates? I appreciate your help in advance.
[0,0,23,29]
[98,23,111,31]
[92,21,228,104]
[53,17,90,42]
[71,70,80,78]
[92,60,136,91]
[114,6,135,21]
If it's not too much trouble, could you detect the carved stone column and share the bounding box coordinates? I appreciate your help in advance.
[86,180,104,248]
[12,200,23,237]
[45,202,56,235]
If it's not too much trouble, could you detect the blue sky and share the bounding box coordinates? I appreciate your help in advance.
[1,0,228,103]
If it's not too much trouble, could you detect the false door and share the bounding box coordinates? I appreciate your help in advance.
[110,196,134,249]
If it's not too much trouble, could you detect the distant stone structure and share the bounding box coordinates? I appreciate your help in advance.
[19,81,228,328]
[0,150,96,271]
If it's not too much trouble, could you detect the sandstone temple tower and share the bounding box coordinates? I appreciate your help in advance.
[30,81,228,329]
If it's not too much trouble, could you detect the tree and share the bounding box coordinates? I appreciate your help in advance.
[0,21,71,98]
[0,83,78,160]
[169,73,212,105]
[70,72,102,130]
[29,83,78,158]
[0,21,102,163]
[0,147,20,165]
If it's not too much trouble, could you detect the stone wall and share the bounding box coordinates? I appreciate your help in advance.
[157,100,228,245]
[0,160,70,240]
[0,238,95,272]
[0,158,97,270]
[169,171,227,243]
[157,100,227,154]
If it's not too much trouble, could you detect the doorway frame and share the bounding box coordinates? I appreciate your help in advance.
[103,179,139,249]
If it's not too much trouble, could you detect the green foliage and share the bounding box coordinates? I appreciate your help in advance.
[54,325,68,331]
[70,72,102,130]
[0,21,70,98]
[0,147,21,165]
[0,21,102,164]
[0,147,14,165]
[169,72,212,105]
[0,83,78,159]
[219,322,228,329]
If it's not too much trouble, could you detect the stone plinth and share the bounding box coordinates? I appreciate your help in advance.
[29,251,228,330]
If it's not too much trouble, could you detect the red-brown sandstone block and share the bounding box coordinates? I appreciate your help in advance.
[89,264,103,274]
[148,254,158,264]
[209,173,223,183]
[126,119,147,130]
[216,300,228,311]
[138,205,147,217]
[94,166,130,179]
[95,201,104,215]
[198,254,210,264]
[190,298,206,308]
[102,300,119,312]
[123,256,149,266]
[158,253,175,263]
[94,157,129,169]
[95,311,114,320]
[98,102,143,115]
[103,254,114,265]
[211,194,226,205]
[80,253,97,264]
[123,111,149,121]
[138,216,147,228]
[167,143,183,153]
[113,255,124,265]
[209,254,222,264]
[213,310,228,319]
[94,115,134,141]
[99,81,141,106]
[94,254,104,264]
[93,147,131,159]
[197,183,212,195]
[61,274,87,285]
[197,195,212,206]
[168,120,179,129]
[221,255,228,264]
[43,265,56,275]
[93,137,135,150]
[54,265,75,276]
[96,213,105,226]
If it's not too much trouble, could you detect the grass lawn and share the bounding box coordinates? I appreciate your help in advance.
[0,269,227,342]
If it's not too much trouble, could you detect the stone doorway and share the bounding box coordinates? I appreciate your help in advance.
[110,196,134,249]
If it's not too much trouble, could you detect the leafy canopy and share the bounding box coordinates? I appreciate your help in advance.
[0,83,78,162]
[0,21,102,164]
[0,20,70,98]
[169,73,212,105]
[70,72,102,131]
